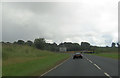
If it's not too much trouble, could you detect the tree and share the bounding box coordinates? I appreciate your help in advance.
[34,38,46,50]
[106,46,109,48]
[111,42,116,47]
[50,43,58,51]
[2,41,5,44]
[81,42,90,50]
[17,40,25,45]
[6,42,11,44]
[58,42,82,51]
[45,42,59,51]
[26,40,33,46]
[117,43,120,47]
[13,41,17,44]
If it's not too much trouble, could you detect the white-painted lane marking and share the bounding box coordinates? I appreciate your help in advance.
[88,60,93,63]
[94,64,101,70]
[40,57,70,77]
[104,72,112,78]
[84,55,112,78]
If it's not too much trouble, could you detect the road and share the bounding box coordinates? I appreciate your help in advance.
[42,54,118,77]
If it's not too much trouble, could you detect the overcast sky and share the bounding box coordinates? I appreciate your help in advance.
[2,0,119,46]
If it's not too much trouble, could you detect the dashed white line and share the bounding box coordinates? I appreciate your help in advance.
[104,72,112,78]
[87,59,89,60]
[84,56,112,78]
[94,64,101,70]
[104,72,110,76]
[89,60,93,63]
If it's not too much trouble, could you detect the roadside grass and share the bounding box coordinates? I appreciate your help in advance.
[88,47,119,59]
[90,52,119,59]
[94,47,118,53]
[0,43,2,77]
[2,44,70,76]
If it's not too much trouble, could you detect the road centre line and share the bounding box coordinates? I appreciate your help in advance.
[88,59,93,63]
[40,55,112,78]
[104,72,112,78]
[94,64,101,70]
[84,55,112,78]
[84,56,102,70]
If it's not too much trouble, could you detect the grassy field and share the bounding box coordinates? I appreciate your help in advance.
[91,52,118,59]
[88,47,119,59]
[94,47,118,53]
[2,44,70,76]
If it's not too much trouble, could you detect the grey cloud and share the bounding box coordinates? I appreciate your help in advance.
[2,1,118,46]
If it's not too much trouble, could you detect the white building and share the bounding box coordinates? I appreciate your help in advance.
[59,47,67,52]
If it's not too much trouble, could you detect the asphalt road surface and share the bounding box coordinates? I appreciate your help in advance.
[43,54,118,77]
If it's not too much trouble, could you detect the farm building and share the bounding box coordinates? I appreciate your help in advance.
[59,46,67,52]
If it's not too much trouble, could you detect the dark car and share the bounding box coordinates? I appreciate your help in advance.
[73,52,83,59]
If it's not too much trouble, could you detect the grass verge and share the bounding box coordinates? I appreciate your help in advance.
[2,44,70,76]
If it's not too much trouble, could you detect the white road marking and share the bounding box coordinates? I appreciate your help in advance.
[84,55,112,78]
[87,59,89,61]
[94,64,101,70]
[40,57,70,77]
[40,55,112,78]
[88,60,93,63]
[104,72,112,78]
[84,56,89,61]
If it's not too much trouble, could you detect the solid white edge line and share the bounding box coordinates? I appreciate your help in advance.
[40,57,70,77]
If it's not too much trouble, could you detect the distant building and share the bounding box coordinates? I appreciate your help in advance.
[59,47,67,52]
[82,50,94,53]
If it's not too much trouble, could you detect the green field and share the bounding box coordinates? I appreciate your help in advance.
[91,53,118,59]
[2,44,70,76]
[94,47,118,53]
[91,47,119,59]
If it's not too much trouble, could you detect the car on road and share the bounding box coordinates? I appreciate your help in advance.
[73,52,83,59]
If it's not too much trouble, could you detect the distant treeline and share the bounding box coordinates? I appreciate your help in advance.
[1,38,119,52]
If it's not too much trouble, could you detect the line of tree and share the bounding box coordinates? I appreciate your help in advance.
[1,38,119,52]
[111,42,120,47]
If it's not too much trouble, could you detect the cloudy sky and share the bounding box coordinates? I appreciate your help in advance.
[2,0,119,46]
